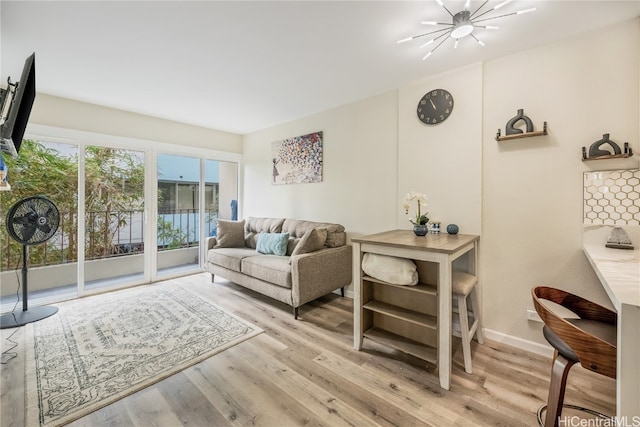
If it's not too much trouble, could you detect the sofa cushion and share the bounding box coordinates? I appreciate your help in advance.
[208,247,258,272]
[241,255,293,288]
[256,232,289,256]
[282,219,346,248]
[214,219,246,248]
[290,228,327,258]
[244,217,285,248]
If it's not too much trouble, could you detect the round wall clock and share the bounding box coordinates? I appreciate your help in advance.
[417,89,454,125]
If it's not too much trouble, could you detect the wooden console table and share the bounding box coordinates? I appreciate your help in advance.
[352,229,480,390]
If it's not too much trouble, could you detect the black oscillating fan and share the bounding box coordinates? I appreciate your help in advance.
[1,196,60,329]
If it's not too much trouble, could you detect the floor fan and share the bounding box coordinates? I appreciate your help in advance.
[1,196,60,329]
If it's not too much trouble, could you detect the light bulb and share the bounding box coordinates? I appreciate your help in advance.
[494,0,512,10]
[420,39,435,48]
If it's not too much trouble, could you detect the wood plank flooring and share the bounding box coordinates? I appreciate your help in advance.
[1,272,616,426]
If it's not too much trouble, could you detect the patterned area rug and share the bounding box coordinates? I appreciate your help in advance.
[25,281,262,426]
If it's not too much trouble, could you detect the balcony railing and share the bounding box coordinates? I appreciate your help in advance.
[2,208,218,270]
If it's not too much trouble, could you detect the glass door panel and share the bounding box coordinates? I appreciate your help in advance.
[0,140,79,309]
[157,154,200,276]
[206,159,238,224]
[83,146,145,291]
[202,159,238,268]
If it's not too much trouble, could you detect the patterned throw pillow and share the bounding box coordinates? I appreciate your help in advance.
[214,219,246,248]
[256,232,290,256]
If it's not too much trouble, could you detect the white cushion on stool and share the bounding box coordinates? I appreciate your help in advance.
[452,270,477,296]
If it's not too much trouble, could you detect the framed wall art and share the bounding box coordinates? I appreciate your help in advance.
[271,131,323,185]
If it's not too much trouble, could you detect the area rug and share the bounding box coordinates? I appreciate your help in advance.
[24,281,262,426]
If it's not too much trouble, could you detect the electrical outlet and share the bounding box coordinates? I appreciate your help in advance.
[527,309,542,323]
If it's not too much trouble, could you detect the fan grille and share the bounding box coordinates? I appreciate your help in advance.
[6,196,60,245]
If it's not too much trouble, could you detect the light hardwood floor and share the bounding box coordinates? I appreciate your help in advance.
[1,273,616,426]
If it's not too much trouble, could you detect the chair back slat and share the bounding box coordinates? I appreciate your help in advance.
[532,286,617,379]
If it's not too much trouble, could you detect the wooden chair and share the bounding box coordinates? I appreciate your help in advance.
[453,270,483,374]
[531,286,617,427]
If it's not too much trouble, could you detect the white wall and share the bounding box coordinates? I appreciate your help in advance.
[398,64,483,235]
[482,18,639,344]
[242,91,399,236]
[242,19,640,346]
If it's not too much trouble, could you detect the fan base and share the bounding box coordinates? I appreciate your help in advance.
[0,306,59,329]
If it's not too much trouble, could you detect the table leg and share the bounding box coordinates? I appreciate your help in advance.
[353,242,363,350]
[438,254,452,390]
[618,304,640,418]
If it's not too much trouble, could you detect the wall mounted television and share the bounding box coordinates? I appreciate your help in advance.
[0,52,36,157]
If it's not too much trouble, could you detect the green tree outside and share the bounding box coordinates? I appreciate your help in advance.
[1,140,145,270]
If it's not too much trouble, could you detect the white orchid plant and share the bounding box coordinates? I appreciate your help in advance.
[403,191,429,226]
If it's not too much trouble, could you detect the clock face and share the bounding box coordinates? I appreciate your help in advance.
[417,89,454,125]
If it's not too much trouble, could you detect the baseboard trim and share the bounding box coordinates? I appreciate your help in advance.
[483,328,554,358]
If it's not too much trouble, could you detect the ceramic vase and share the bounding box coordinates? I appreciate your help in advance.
[413,225,428,236]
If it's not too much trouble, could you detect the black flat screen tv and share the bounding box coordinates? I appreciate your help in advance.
[1,53,36,157]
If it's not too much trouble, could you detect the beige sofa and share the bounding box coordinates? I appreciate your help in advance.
[205,217,352,318]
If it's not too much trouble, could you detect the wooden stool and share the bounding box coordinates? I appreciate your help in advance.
[453,270,484,374]
[532,286,617,427]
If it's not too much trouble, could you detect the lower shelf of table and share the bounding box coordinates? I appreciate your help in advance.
[362,326,437,365]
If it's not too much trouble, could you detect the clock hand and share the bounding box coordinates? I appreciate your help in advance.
[429,99,436,110]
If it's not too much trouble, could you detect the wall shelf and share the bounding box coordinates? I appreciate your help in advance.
[582,140,634,161]
[582,153,633,161]
[496,122,548,141]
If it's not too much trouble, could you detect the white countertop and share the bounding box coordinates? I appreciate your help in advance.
[582,225,640,310]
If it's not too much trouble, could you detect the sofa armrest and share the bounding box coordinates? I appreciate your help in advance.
[290,245,352,307]
[205,236,217,250]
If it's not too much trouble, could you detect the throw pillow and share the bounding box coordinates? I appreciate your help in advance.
[361,253,418,286]
[290,228,328,258]
[214,219,246,248]
[256,232,290,256]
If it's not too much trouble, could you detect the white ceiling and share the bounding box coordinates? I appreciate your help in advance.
[1,1,638,135]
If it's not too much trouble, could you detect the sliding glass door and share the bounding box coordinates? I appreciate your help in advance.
[83,146,145,291]
[155,155,239,278]
[207,159,239,223]
[0,140,79,308]
[156,154,201,276]
[1,127,241,311]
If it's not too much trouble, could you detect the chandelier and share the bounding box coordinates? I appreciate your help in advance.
[397,0,536,60]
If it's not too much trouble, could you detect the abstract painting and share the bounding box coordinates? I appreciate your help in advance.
[271,131,323,185]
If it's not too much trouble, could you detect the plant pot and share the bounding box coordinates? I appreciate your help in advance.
[413,225,428,236]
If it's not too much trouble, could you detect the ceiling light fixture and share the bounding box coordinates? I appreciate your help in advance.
[397,0,536,60]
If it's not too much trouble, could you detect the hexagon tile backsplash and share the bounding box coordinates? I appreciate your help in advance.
[584,169,640,226]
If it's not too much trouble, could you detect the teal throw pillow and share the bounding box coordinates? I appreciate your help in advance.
[256,232,290,256]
